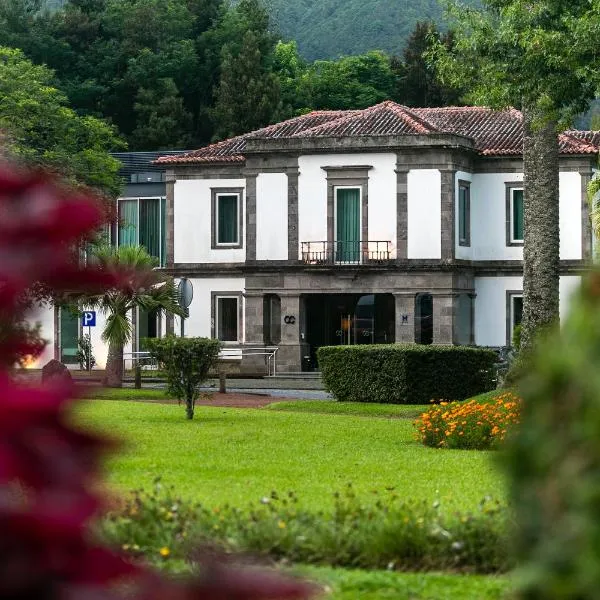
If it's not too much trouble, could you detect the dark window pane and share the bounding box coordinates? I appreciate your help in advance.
[218,297,238,341]
[139,198,161,260]
[513,189,524,241]
[415,293,433,345]
[218,195,238,244]
[513,296,523,328]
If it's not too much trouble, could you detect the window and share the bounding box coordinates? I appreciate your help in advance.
[211,188,243,248]
[458,181,470,246]
[117,197,166,266]
[507,186,524,245]
[415,293,433,345]
[263,294,281,345]
[59,307,79,365]
[507,292,523,346]
[216,296,239,342]
[335,187,361,263]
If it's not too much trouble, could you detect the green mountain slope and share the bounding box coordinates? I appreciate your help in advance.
[267,0,473,60]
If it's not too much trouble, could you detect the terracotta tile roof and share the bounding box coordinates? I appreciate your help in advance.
[155,102,599,165]
[294,101,438,137]
[154,111,349,165]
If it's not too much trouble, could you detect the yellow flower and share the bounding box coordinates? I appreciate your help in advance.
[159,547,170,558]
[278,520,287,529]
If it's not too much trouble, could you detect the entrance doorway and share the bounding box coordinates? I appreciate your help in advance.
[303,294,395,370]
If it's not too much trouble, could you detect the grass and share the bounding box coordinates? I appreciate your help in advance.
[268,400,425,419]
[85,388,170,401]
[299,566,511,600]
[78,400,506,512]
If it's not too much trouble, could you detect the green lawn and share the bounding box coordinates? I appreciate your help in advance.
[78,400,506,512]
[268,400,426,419]
[300,567,511,600]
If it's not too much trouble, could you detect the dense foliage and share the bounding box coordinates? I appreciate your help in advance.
[267,0,477,61]
[145,336,220,419]
[1,0,465,150]
[415,392,521,450]
[317,345,496,405]
[102,482,511,574]
[0,46,123,196]
[506,272,600,598]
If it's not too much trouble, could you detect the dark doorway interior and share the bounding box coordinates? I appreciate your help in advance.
[303,294,395,371]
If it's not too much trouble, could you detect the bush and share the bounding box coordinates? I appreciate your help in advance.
[144,336,220,419]
[414,391,521,450]
[100,483,512,574]
[317,345,497,404]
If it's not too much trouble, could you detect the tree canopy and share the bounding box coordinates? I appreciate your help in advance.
[0,45,123,196]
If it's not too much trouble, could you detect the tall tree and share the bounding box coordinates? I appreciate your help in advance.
[0,46,123,196]
[303,51,396,111]
[394,21,464,107]
[431,1,600,352]
[211,0,281,139]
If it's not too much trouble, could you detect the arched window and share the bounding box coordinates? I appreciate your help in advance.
[415,293,433,345]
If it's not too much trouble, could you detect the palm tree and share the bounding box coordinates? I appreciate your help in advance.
[85,245,184,388]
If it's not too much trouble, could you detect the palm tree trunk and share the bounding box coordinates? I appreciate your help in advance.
[105,339,124,388]
[521,104,560,352]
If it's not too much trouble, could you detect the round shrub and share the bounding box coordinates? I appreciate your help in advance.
[414,392,521,450]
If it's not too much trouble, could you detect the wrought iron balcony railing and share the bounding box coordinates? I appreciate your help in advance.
[301,241,392,265]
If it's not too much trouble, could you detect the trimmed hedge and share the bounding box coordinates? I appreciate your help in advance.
[317,344,496,404]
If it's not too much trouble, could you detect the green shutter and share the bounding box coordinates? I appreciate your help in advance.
[459,186,468,243]
[139,198,160,261]
[513,189,524,241]
[118,199,138,246]
[160,197,166,267]
[60,307,79,365]
[217,195,238,244]
[336,188,361,262]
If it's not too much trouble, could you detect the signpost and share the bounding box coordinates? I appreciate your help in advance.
[177,278,193,337]
[81,311,96,372]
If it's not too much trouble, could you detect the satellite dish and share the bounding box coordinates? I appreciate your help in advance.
[177,278,193,309]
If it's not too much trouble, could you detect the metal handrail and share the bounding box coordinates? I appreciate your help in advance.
[301,240,392,265]
[124,347,280,376]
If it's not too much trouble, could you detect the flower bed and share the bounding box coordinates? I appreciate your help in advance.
[414,392,521,450]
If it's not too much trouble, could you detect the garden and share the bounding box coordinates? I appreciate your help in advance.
[77,388,513,599]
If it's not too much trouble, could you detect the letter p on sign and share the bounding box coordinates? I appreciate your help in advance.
[82,311,96,327]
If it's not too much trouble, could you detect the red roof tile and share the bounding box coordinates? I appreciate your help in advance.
[294,101,438,137]
[155,102,599,165]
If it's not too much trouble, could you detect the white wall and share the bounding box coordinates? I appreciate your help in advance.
[559,172,582,260]
[407,169,441,259]
[455,171,473,260]
[469,171,582,261]
[256,173,288,260]
[182,277,246,343]
[174,178,246,264]
[475,275,582,346]
[298,153,397,259]
[470,172,523,261]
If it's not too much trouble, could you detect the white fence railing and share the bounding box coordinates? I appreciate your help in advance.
[123,346,279,376]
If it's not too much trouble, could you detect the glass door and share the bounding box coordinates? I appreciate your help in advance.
[60,307,79,365]
[335,188,360,263]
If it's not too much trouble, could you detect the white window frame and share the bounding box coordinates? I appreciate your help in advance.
[509,187,524,244]
[117,196,166,264]
[334,185,362,264]
[215,192,241,247]
[215,295,239,342]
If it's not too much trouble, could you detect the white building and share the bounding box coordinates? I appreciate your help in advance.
[37,102,599,373]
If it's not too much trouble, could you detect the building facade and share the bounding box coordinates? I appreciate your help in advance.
[150,101,598,373]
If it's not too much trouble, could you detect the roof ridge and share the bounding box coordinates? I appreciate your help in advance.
[385,102,438,133]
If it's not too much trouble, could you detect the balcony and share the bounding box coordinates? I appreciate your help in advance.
[301,241,392,266]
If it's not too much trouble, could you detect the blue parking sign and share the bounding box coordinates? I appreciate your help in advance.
[81,311,96,327]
